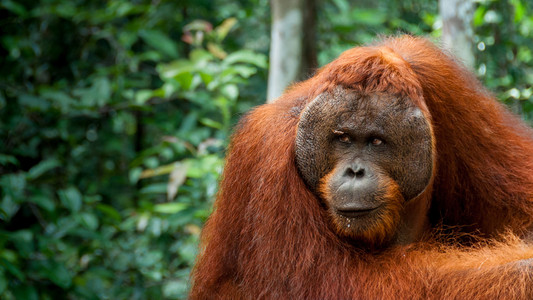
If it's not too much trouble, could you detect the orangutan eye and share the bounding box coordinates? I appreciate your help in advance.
[333,130,351,143]
[339,134,351,143]
[370,138,383,146]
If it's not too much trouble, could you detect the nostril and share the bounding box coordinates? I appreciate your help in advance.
[344,167,365,179]
[345,168,356,178]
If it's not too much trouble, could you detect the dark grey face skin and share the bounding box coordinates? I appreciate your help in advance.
[295,87,433,216]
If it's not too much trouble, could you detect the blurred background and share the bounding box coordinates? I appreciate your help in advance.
[1,0,532,299]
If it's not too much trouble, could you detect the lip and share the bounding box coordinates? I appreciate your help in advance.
[335,206,379,218]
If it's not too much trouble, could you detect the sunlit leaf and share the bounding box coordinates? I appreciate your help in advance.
[510,0,525,23]
[200,118,223,129]
[163,280,188,298]
[153,202,188,214]
[221,84,239,100]
[135,89,154,105]
[224,50,267,68]
[215,17,237,41]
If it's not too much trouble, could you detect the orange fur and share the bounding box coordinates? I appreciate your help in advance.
[190,36,533,299]
[318,169,403,248]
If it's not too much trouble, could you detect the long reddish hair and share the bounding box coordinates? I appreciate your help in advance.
[190,36,533,299]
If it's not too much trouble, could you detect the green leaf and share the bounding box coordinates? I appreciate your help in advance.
[129,167,143,184]
[78,212,99,230]
[140,183,167,194]
[186,155,223,178]
[1,0,28,16]
[223,50,267,68]
[350,9,386,26]
[29,195,55,212]
[199,72,214,84]
[163,280,188,298]
[179,241,198,263]
[96,204,122,221]
[58,187,82,212]
[139,30,179,58]
[200,118,223,129]
[135,89,154,105]
[0,195,19,220]
[190,48,214,63]
[40,89,75,113]
[0,173,26,199]
[228,65,258,78]
[0,257,24,280]
[18,94,50,111]
[157,60,194,79]
[0,154,17,166]
[84,77,112,107]
[10,230,33,256]
[175,72,194,90]
[49,216,79,239]
[27,158,60,180]
[473,6,487,27]
[153,202,187,214]
[510,0,525,23]
[43,260,72,288]
[332,0,350,13]
[53,2,77,18]
[220,84,239,100]
[0,270,6,295]
[12,284,38,300]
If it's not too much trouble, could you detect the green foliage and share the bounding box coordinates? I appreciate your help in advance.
[318,0,438,65]
[0,0,266,299]
[474,0,533,120]
[318,0,533,122]
[1,0,532,299]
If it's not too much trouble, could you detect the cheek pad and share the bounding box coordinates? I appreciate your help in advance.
[295,88,356,191]
[385,109,433,201]
[295,86,434,200]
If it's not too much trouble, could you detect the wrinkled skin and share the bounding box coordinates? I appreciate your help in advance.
[295,87,433,247]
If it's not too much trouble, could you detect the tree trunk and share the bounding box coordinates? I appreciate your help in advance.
[439,0,475,69]
[267,0,316,102]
